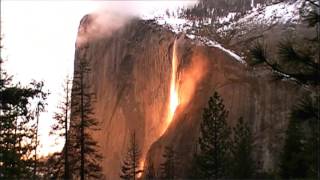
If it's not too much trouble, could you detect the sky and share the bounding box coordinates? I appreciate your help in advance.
[1,0,196,156]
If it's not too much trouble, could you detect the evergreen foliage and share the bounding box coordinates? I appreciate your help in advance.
[249,1,320,178]
[230,117,256,179]
[145,161,156,180]
[49,77,71,179]
[160,146,176,180]
[249,0,320,86]
[0,58,48,179]
[193,91,231,179]
[120,132,143,180]
[291,95,319,178]
[181,0,280,21]
[250,40,320,85]
[280,117,308,178]
[69,53,104,179]
[302,0,320,27]
[42,151,64,179]
[190,93,258,179]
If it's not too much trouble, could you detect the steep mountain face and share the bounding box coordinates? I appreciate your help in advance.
[73,14,306,179]
[74,17,176,179]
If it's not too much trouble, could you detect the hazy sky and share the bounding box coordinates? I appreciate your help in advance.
[1,0,196,156]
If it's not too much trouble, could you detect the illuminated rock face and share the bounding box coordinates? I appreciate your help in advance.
[73,17,305,179]
[74,18,176,179]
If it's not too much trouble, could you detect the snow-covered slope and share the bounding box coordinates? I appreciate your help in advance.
[141,9,246,64]
[240,0,303,25]
[139,0,304,65]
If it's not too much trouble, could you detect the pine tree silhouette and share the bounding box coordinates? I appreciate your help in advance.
[193,91,231,179]
[69,51,104,179]
[160,146,176,180]
[0,56,48,179]
[120,132,143,180]
[49,77,71,179]
[145,161,156,180]
[230,117,256,178]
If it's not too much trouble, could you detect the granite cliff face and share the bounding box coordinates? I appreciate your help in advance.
[72,15,305,179]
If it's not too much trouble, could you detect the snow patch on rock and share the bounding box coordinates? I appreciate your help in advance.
[142,10,246,64]
[140,0,304,65]
[237,0,303,25]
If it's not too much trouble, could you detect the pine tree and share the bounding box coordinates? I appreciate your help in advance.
[188,144,203,179]
[33,99,46,180]
[120,132,143,180]
[249,2,320,178]
[69,52,104,179]
[291,95,320,178]
[250,39,320,85]
[43,151,64,179]
[249,1,320,86]
[230,117,256,179]
[160,146,176,180]
[145,161,156,180]
[302,0,320,28]
[0,57,48,179]
[193,91,231,179]
[49,77,71,179]
[279,117,308,178]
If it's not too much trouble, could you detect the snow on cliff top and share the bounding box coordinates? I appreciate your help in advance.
[217,0,304,33]
[141,9,246,64]
[238,0,303,25]
[140,0,304,64]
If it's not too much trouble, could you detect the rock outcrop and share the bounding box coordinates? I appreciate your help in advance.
[72,16,305,179]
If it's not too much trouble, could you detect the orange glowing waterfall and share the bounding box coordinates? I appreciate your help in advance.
[167,39,180,126]
[138,39,180,179]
